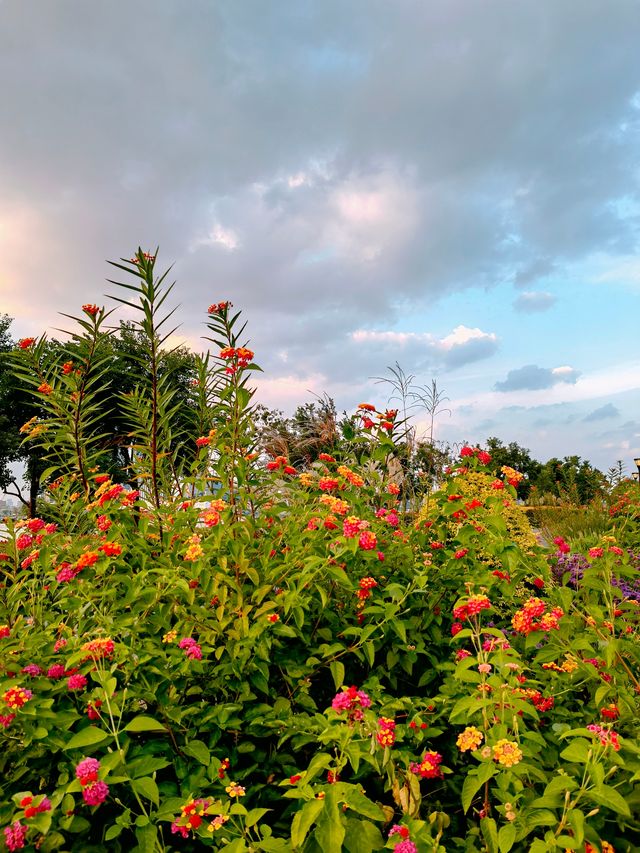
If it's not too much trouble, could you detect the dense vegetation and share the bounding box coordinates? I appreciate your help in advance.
[0,252,638,852]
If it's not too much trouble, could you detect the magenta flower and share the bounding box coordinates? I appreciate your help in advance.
[82,780,109,806]
[47,664,66,679]
[21,664,42,677]
[67,674,88,691]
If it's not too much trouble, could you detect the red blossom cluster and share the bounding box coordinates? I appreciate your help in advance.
[208,301,232,314]
[219,346,254,373]
[331,685,371,721]
[459,446,492,466]
[266,455,297,475]
[452,594,492,621]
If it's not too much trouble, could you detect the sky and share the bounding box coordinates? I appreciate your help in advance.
[2,0,640,472]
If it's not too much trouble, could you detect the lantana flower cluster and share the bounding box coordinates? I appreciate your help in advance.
[512,597,564,635]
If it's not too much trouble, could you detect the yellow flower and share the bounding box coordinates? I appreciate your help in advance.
[225,781,245,798]
[162,630,177,644]
[456,726,484,752]
[492,739,522,767]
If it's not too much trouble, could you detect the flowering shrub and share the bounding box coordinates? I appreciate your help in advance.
[0,251,638,851]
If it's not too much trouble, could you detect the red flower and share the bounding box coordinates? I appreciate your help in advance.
[454,549,468,559]
[37,382,53,395]
[532,577,545,589]
[289,774,302,784]
[18,337,36,349]
[82,304,100,316]
[460,446,474,457]
[476,450,491,465]
[98,542,122,557]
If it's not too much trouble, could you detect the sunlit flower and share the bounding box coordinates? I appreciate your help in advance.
[456,726,484,751]
[492,739,522,767]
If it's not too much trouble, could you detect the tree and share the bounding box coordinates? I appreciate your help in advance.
[534,455,606,504]
[0,315,200,515]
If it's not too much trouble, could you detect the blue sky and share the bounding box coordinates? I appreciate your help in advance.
[1,1,640,471]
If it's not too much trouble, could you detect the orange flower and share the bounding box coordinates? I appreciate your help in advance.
[38,382,53,395]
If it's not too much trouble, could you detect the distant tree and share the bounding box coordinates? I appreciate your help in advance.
[534,455,606,504]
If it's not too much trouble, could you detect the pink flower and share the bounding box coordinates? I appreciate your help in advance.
[0,714,16,728]
[331,686,371,721]
[178,637,196,649]
[82,780,109,806]
[184,643,202,660]
[478,663,492,674]
[47,664,66,679]
[67,674,88,691]
[588,547,604,559]
[4,821,28,851]
[394,842,418,853]
[21,664,42,677]
[76,757,100,786]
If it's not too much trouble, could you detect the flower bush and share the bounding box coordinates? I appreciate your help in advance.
[0,251,638,852]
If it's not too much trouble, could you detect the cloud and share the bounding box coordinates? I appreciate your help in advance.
[0,0,640,361]
[495,364,580,392]
[350,325,498,370]
[583,402,620,422]
[513,290,556,313]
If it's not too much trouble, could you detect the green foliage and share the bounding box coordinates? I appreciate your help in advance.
[0,252,638,852]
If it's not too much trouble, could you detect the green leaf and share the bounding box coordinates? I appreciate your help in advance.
[330,660,345,691]
[590,784,631,817]
[64,726,110,750]
[245,808,271,828]
[462,766,496,813]
[343,817,385,853]
[334,784,384,820]
[131,776,159,806]
[183,739,210,766]
[480,817,499,853]
[498,822,516,853]
[135,823,158,853]
[105,825,123,841]
[560,738,591,763]
[124,715,167,733]
[291,798,325,849]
